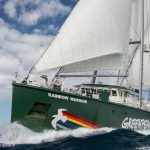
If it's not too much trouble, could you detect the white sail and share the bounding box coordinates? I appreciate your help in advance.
[127,0,150,86]
[129,53,150,86]
[129,32,150,86]
[32,0,132,73]
[61,54,122,73]
[129,0,150,54]
[128,0,141,55]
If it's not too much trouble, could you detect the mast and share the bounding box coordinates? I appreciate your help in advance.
[91,71,97,84]
[139,0,144,106]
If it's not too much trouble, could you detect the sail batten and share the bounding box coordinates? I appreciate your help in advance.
[32,0,132,73]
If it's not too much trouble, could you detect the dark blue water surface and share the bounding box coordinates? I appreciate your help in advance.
[0,128,150,150]
[0,123,150,150]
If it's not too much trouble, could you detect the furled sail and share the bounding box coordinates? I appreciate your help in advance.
[32,0,132,73]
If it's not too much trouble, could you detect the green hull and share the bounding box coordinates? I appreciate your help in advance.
[11,82,150,132]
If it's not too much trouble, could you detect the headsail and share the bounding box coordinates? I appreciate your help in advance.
[32,0,132,73]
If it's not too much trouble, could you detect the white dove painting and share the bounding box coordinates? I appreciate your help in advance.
[51,109,67,129]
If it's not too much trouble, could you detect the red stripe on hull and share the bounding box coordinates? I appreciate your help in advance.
[63,112,101,128]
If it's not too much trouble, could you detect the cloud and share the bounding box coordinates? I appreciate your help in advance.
[0,18,53,65]
[0,17,53,100]
[3,1,17,18]
[0,1,75,101]
[3,0,71,26]
[0,51,23,73]
[33,24,58,35]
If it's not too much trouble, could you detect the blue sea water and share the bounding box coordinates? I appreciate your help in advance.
[0,123,150,150]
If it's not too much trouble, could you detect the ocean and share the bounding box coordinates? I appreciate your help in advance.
[0,123,150,150]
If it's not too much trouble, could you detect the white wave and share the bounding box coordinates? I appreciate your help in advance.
[136,130,150,136]
[0,122,114,145]
[136,146,150,150]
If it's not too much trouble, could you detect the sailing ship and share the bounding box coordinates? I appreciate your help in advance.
[11,0,150,131]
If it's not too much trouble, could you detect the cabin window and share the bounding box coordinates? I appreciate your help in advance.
[86,88,90,93]
[91,89,97,94]
[94,89,97,94]
[91,88,94,93]
[112,90,117,96]
[81,88,85,93]
[124,92,128,97]
[97,89,103,93]
[93,89,97,94]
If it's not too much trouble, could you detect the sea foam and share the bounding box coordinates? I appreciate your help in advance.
[0,122,114,145]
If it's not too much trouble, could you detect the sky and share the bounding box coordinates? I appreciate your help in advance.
[0,0,78,126]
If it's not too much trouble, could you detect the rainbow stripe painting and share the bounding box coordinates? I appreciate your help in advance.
[54,110,101,130]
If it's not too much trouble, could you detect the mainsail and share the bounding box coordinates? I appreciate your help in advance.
[32,0,132,73]
[130,51,150,86]
[127,0,150,86]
